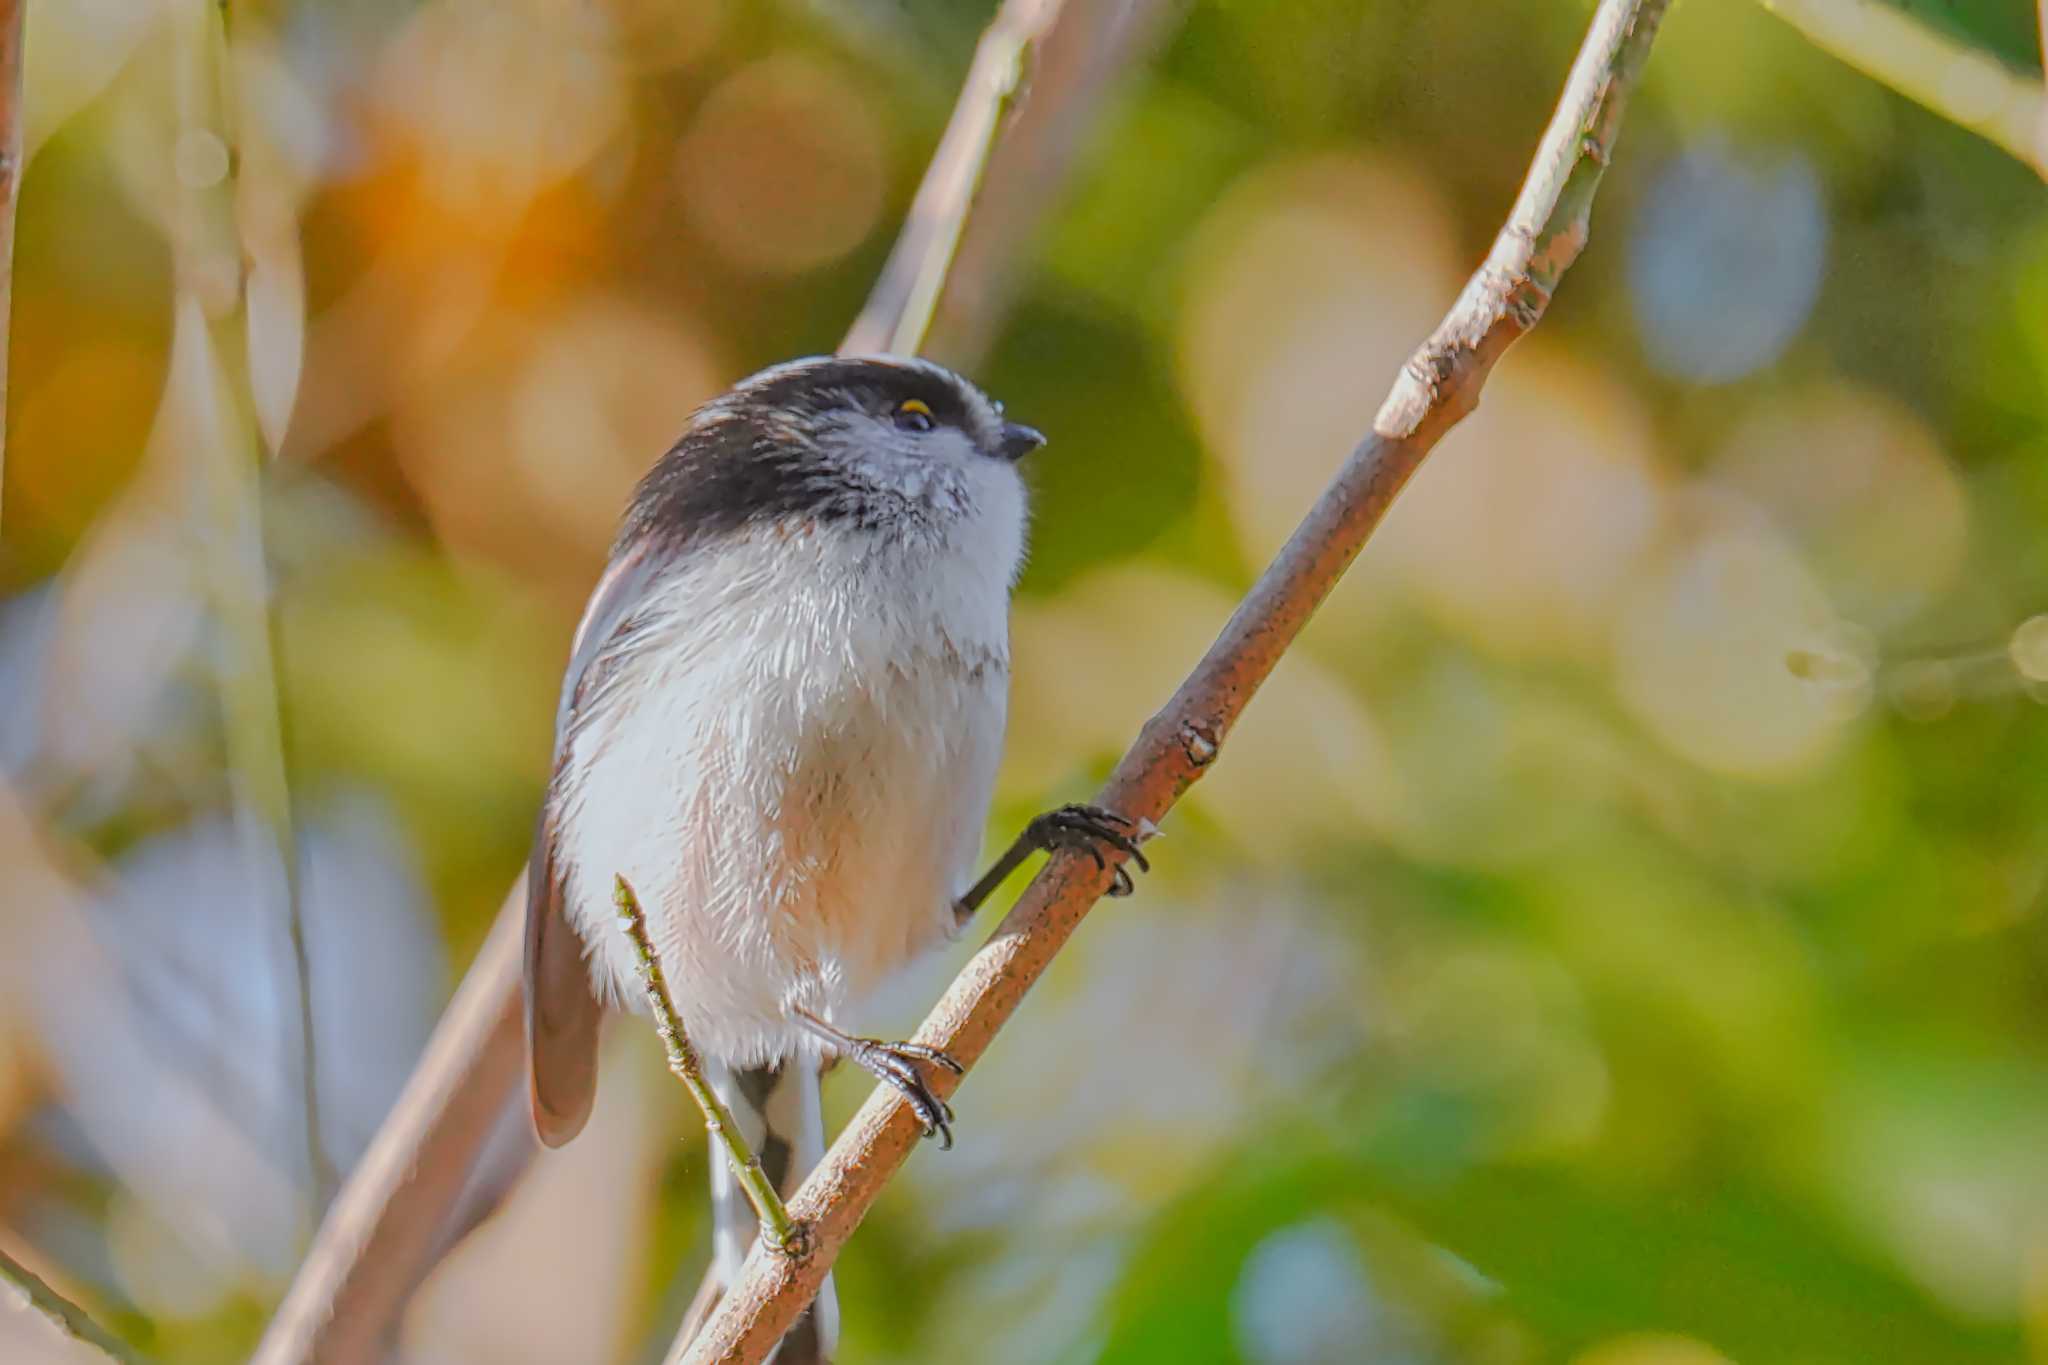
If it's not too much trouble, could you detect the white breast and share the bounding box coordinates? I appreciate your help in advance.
[555,484,1023,1068]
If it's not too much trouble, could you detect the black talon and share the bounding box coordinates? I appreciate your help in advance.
[892,1041,965,1074]
[792,1009,962,1148]
[954,803,1155,928]
[1028,804,1151,886]
[845,1036,958,1148]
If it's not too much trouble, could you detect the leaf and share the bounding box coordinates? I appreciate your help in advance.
[1100,1134,2028,1365]
[1877,0,2041,73]
[244,237,306,456]
[232,37,321,456]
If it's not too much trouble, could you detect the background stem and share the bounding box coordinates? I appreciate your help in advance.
[0,1248,137,1364]
[1756,0,2047,176]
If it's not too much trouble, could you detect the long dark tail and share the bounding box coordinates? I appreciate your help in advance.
[676,1059,836,1364]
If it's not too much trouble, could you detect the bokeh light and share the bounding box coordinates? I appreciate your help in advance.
[675,54,887,275]
[1615,504,1860,777]
[1628,140,1828,384]
[1707,383,1968,629]
[1179,153,1463,570]
[369,0,628,214]
[2010,614,2048,682]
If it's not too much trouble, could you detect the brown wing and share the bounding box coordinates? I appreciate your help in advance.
[525,542,660,1148]
[525,808,601,1147]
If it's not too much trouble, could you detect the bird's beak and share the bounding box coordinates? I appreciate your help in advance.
[998,421,1046,462]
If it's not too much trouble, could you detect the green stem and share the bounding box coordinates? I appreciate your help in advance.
[612,876,805,1257]
[0,1248,138,1363]
[0,0,22,541]
[175,0,330,1209]
[1756,0,2046,177]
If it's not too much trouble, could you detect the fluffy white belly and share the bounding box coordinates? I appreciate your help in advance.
[555,531,1007,1067]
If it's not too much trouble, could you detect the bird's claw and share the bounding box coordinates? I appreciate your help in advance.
[1028,804,1150,897]
[888,1040,964,1074]
[843,1036,962,1149]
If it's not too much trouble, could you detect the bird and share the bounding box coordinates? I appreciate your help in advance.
[524,354,1146,1362]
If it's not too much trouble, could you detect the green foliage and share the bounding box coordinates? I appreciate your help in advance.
[990,301,1205,596]
[1882,0,2042,72]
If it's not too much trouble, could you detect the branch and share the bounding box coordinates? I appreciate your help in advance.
[676,2,1673,1360]
[838,0,1066,357]
[1757,0,2048,177]
[252,3,1155,1358]
[250,899,525,1365]
[924,0,1184,371]
[172,0,329,1207]
[0,0,20,540]
[0,1248,138,1363]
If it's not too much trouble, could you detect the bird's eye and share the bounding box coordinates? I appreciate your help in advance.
[893,399,935,434]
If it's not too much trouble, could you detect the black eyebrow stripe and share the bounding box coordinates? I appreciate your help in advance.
[725,355,994,438]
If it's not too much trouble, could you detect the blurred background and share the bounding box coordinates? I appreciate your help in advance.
[4,1,2048,1362]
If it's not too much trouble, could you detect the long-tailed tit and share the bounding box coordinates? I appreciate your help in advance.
[525,355,1145,1361]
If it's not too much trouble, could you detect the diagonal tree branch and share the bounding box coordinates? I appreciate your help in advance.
[0,1247,139,1363]
[674,1,1673,1360]
[840,0,1066,357]
[0,0,21,540]
[250,905,525,1365]
[1757,0,2047,177]
[923,0,1184,372]
[250,5,1158,1360]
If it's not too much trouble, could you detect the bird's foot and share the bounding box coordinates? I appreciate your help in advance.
[839,1036,963,1149]
[793,1007,963,1148]
[1026,804,1151,897]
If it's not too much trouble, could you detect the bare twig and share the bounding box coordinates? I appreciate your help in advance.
[839,0,1066,356]
[614,876,804,1254]
[925,0,1184,371]
[677,2,1671,1360]
[0,1248,138,1363]
[172,0,329,1207]
[0,0,21,537]
[251,898,524,1365]
[251,2,1144,1357]
[1757,0,2048,177]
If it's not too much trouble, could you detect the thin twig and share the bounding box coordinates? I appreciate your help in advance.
[1757,0,2047,177]
[251,898,525,1365]
[613,876,804,1255]
[0,0,21,539]
[925,0,1184,371]
[677,2,1672,1359]
[173,0,330,1208]
[839,0,1066,356]
[251,1,1140,1354]
[0,1248,138,1363]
